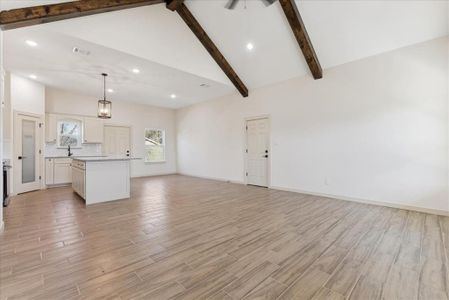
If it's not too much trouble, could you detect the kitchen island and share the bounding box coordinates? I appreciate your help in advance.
[71,157,135,205]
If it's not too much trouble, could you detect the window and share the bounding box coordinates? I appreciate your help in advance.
[145,129,165,163]
[57,119,82,148]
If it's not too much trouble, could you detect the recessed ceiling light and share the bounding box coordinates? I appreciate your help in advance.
[246,42,254,51]
[72,47,91,56]
[26,40,38,47]
[29,74,37,80]
[170,94,177,99]
[132,68,140,74]
[107,88,114,93]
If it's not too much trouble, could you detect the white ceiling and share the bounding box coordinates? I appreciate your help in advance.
[4,27,234,108]
[2,0,448,108]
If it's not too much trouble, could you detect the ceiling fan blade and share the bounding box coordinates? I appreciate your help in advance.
[225,0,239,9]
[261,0,277,6]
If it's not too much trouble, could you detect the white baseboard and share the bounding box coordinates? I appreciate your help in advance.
[271,185,449,217]
[45,183,71,189]
[0,220,4,232]
[177,172,245,185]
[176,174,448,216]
[131,172,177,179]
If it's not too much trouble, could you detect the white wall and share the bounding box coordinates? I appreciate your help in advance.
[176,37,449,213]
[2,72,11,160]
[4,74,45,161]
[46,88,177,177]
[6,74,46,195]
[11,74,45,115]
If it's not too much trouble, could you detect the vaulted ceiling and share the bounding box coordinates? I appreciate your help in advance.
[1,0,448,108]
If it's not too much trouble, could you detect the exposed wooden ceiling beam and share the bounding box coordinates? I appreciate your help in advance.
[0,0,164,30]
[279,0,322,79]
[166,0,184,11]
[166,1,248,97]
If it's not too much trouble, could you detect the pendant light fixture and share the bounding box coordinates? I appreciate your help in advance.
[97,73,112,119]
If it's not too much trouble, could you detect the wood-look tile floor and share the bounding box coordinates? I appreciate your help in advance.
[1,175,449,300]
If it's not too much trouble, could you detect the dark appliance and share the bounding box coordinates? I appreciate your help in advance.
[3,160,11,207]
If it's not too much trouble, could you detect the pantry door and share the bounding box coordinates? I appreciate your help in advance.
[104,125,131,157]
[14,113,42,194]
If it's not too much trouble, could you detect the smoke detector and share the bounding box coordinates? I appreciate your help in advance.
[72,47,91,56]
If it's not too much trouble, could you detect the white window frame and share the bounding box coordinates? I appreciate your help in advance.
[144,128,166,163]
[57,119,82,149]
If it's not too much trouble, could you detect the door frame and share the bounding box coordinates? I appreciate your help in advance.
[103,123,133,156]
[13,111,44,195]
[244,115,271,187]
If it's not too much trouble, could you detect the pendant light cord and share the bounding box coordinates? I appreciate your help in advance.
[103,74,106,100]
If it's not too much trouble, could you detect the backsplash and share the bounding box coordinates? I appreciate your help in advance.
[45,143,102,157]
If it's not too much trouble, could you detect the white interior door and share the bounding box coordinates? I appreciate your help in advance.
[104,126,131,157]
[246,118,269,187]
[14,114,42,194]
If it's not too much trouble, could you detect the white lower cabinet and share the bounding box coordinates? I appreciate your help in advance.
[72,162,86,199]
[45,159,54,185]
[45,158,72,186]
[54,161,72,184]
[71,158,130,204]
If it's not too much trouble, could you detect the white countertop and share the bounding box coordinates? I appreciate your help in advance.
[71,156,140,162]
[45,155,107,159]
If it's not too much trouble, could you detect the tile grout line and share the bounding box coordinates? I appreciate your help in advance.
[379,210,410,299]
[438,216,449,299]
[345,208,395,299]
[318,207,381,299]
[416,212,426,299]
[275,206,377,299]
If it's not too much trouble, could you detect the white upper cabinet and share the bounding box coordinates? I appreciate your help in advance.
[45,114,57,143]
[45,114,104,145]
[83,117,104,144]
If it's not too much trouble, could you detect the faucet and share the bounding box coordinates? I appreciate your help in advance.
[68,145,73,157]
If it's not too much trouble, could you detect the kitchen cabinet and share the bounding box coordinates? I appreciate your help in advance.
[45,114,104,145]
[46,158,72,186]
[54,159,72,184]
[71,158,130,204]
[72,160,85,199]
[83,117,104,144]
[45,159,54,185]
[45,114,57,143]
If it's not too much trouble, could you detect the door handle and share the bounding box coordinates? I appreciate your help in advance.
[18,156,27,160]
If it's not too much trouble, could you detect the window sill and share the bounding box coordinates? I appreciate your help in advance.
[56,147,82,149]
[144,160,166,164]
